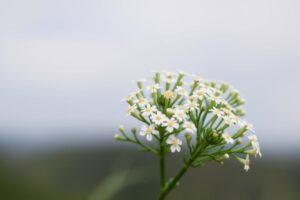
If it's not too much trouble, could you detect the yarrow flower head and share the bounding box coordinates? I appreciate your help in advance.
[116,70,262,198]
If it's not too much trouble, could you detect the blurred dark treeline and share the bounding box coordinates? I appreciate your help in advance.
[0,145,299,200]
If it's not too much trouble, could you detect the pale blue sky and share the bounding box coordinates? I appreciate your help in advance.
[0,0,299,150]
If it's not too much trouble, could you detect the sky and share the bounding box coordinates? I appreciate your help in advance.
[0,0,300,151]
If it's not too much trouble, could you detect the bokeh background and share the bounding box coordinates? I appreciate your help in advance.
[0,0,300,199]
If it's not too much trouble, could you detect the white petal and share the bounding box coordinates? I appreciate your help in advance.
[146,134,152,141]
[140,131,146,136]
[177,140,182,145]
[170,145,176,153]
[167,127,173,133]
[166,138,173,144]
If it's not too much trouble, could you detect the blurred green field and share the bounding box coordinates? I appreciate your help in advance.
[0,146,299,200]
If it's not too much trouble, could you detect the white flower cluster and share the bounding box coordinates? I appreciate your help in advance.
[116,71,261,171]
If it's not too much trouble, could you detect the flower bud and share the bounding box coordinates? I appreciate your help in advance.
[114,134,122,140]
[244,149,257,157]
[185,133,192,142]
[211,81,216,88]
[131,128,137,134]
[166,108,174,115]
[137,79,146,90]
[154,72,161,83]
[216,153,230,163]
[220,82,229,92]
[235,138,242,145]
[118,125,125,134]
[206,131,221,144]
[177,81,184,86]
[235,107,245,116]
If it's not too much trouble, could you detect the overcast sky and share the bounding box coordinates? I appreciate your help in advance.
[0,0,299,151]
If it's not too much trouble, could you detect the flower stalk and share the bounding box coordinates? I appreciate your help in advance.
[116,71,262,199]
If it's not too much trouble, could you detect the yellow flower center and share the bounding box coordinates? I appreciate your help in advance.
[164,90,174,99]
[146,128,153,134]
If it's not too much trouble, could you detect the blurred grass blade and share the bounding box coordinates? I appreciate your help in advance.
[88,169,141,200]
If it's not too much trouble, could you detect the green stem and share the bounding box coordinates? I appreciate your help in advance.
[159,143,207,199]
[159,132,166,192]
[159,164,189,200]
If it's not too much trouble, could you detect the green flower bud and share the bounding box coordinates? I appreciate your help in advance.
[244,149,258,157]
[211,81,216,88]
[220,82,229,92]
[235,107,245,116]
[216,153,230,163]
[118,125,125,134]
[114,134,122,140]
[166,108,174,115]
[185,133,192,142]
[131,128,137,134]
[154,72,160,83]
[236,138,242,145]
[206,130,221,144]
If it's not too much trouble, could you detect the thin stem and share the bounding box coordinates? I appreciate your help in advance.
[159,132,166,192]
[159,164,189,200]
[159,143,207,199]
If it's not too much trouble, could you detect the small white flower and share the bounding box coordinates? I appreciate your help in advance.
[209,95,223,105]
[134,97,148,108]
[163,90,174,100]
[126,105,137,116]
[185,100,199,112]
[121,94,134,102]
[175,86,187,96]
[140,124,159,141]
[245,123,255,133]
[163,118,179,133]
[151,112,167,125]
[183,121,196,134]
[252,143,262,157]
[244,155,250,172]
[248,134,262,157]
[248,134,259,145]
[166,135,182,153]
[221,107,233,116]
[147,84,160,93]
[193,89,207,100]
[163,73,175,83]
[240,120,255,132]
[142,104,157,117]
[231,115,241,125]
[173,109,187,122]
[223,116,235,126]
[175,105,187,111]
[166,108,175,115]
[199,83,216,95]
[222,133,234,144]
[211,107,224,118]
